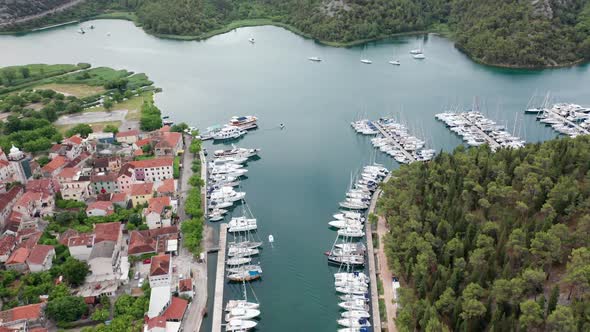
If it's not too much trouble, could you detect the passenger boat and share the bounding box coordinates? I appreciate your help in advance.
[212,126,247,141]
[228,116,258,130]
[225,308,260,322]
[225,319,257,331]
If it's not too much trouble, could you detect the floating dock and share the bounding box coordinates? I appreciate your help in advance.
[211,224,228,332]
[373,122,417,163]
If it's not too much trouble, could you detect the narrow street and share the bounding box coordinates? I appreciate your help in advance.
[177,134,208,332]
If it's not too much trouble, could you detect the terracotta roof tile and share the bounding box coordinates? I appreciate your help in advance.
[94,222,121,243]
[156,179,176,194]
[178,279,192,292]
[0,235,16,256]
[130,157,173,169]
[131,182,154,196]
[42,155,67,173]
[86,201,115,214]
[26,244,54,265]
[135,138,152,147]
[116,129,140,138]
[65,135,83,145]
[162,296,188,321]
[111,193,128,203]
[68,233,94,247]
[25,179,54,194]
[146,316,166,329]
[0,303,44,323]
[149,254,170,277]
[59,229,79,245]
[6,247,29,264]
[145,196,170,215]
[0,186,23,211]
[58,167,79,179]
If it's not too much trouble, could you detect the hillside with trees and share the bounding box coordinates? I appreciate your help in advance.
[377,137,590,331]
[1,0,589,67]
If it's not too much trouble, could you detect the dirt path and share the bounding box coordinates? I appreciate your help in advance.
[0,0,86,27]
[377,215,398,332]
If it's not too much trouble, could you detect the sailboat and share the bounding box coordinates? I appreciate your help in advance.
[388,48,401,65]
[412,41,426,59]
[248,37,255,43]
[360,46,372,64]
[308,56,322,62]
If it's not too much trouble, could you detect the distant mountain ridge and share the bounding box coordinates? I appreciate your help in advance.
[1,0,589,68]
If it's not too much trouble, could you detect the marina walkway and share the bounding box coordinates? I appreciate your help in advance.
[212,224,228,332]
[369,174,398,332]
[373,123,416,163]
[367,194,382,331]
[457,114,501,150]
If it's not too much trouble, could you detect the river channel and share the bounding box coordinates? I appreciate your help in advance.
[1,19,590,331]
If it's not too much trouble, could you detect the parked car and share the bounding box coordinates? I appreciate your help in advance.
[134,271,140,280]
[143,258,151,264]
[138,278,144,287]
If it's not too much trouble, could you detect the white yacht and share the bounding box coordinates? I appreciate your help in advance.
[225,300,260,312]
[341,310,371,319]
[329,219,363,229]
[225,319,257,331]
[336,285,368,295]
[339,299,370,311]
[226,257,252,266]
[212,126,247,141]
[413,53,426,59]
[227,247,260,257]
[389,60,401,65]
[228,115,258,130]
[228,217,258,232]
[308,57,322,62]
[338,318,371,328]
[214,146,260,159]
[225,308,260,322]
[360,59,372,64]
[333,211,365,221]
[337,226,365,238]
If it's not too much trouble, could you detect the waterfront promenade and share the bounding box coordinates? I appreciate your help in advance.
[212,224,228,332]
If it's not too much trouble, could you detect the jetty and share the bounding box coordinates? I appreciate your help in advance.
[212,224,228,332]
[373,122,417,163]
[529,103,590,137]
[457,113,501,150]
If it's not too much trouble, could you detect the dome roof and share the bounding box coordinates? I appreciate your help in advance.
[10,145,20,154]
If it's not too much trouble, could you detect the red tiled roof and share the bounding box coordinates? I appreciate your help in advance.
[16,230,42,249]
[59,229,79,245]
[42,155,67,173]
[94,222,121,243]
[150,254,170,277]
[0,186,23,211]
[91,173,118,183]
[155,132,181,149]
[162,296,188,321]
[0,159,9,167]
[65,135,83,145]
[145,196,170,215]
[133,149,144,156]
[130,157,173,169]
[0,303,44,322]
[58,167,79,179]
[157,179,176,194]
[116,129,140,138]
[111,192,128,203]
[15,191,42,208]
[146,316,166,330]
[50,143,63,152]
[178,278,192,292]
[128,231,156,255]
[6,247,29,265]
[159,125,171,133]
[68,233,94,247]
[26,244,54,265]
[131,182,154,196]
[25,179,54,194]
[86,201,115,214]
[135,138,152,147]
[0,235,16,256]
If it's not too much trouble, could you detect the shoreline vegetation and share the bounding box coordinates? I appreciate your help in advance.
[1,0,589,70]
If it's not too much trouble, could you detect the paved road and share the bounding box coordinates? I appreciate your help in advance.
[0,0,86,27]
[377,214,398,332]
[55,110,128,125]
[177,134,209,332]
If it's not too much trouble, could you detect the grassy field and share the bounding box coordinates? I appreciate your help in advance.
[87,91,152,120]
[52,67,153,89]
[56,120,122,134]
[35,83,105,98]
[0,63,90,95]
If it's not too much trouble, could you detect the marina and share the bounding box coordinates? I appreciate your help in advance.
[2,21,590,332]
[526,100,590,137]
[435,110,525,151]
[352,118,435,164]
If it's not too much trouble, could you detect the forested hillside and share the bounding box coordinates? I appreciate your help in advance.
[1,0,590,67]
[378,137,590,331]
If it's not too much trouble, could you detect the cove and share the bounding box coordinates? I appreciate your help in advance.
[1,19,590,332]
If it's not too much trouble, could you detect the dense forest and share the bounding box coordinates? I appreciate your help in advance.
[1,0,589,67]
[378,137,590,331]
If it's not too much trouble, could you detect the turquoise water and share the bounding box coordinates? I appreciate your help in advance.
[2,20,590,331]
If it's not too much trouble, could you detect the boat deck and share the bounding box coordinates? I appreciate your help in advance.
[373,122,417,163]
[212,224,228,332]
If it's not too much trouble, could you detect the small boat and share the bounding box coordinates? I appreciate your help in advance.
[339,299,370,311]
[225,300,259,312]
[208,208,227,221]
[78,28,85,34]
[360,59,372,64]
[337,226,365,238]
[225,308,260,322]
[327,255,365,266]
[225,319,257,331]
[214,146,260,159]
[333,211,365,221]
[413,53,426,60]
[340,294,369,302]
[227,247,259,257]
[228,217,257,233]
[228,268,262,282]
[248,38,255,43]
[106,32,111,36]
[308,57,322,62]
[329,219,363,229]
[227,241,263,250]
[389,60,401,65]
[268,234,274,243]
[338,327,372,332]
[226,257,252,266]
[336,285,369,295]
[226,264,262,274]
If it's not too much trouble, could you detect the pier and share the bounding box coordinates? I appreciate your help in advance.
[373,122,416,163]
[212,224,228,332]
[544,107,589,136]
[457,113,501,150]
[366,191,382,331]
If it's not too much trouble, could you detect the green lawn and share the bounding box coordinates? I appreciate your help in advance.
[51,67,152,89]
[35,83,105,98]
[0,63,90,95]
[86,91,152,120]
